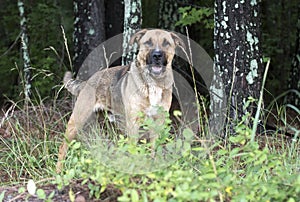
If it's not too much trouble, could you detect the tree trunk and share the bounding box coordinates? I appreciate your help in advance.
[104,0,124,66]
[158,0,179,31]
[18,0,31,100]
[122,0,142,65]
[158,0,193,34]
[212,0,263,136]
[287,5,300,107]
[73,0,106,79]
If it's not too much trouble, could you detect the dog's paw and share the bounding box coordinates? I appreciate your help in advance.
[93,103,105,112]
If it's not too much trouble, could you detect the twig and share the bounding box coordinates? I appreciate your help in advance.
[61,26,73,71]
[251,59,271,141]
[102,45,117,69]
[183,27,201,128]
[0,31,22,58]
[225,50,238,136]
[0,104,16,128]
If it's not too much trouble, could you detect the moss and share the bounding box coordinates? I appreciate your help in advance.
[246,59,259,84]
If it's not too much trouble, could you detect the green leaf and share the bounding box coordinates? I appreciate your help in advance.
[18,187,26,193]
[69,188,75,202]
[72,142,81,149]
[0,191,6,202]
[48,191,55,199]
[55,175,64,190]
[131,189,139,202]
[287,198,295,202]
[36,189,46,200]
[173,110,182,117]
[201,173,216,180]
[183,128,194,141]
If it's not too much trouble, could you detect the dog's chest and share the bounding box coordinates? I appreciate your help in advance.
[148,86,163,106]
[145,86,164,117]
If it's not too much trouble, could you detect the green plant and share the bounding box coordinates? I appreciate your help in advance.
[1,94,299,201]
[0,191,5,202]
[176,6,214,29]
[51,104,299,201]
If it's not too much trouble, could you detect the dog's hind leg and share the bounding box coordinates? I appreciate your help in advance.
[56,110,96,173]
[56,85,96,173]
[56,113,77,173]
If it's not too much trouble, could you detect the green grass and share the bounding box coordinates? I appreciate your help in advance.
[0,95,299,201]
[0,99,69,184]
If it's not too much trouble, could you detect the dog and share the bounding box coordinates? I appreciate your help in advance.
[56,29,185,173]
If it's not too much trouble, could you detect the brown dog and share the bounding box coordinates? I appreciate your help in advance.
[56,29,184,173]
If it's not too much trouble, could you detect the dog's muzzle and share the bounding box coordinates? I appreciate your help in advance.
[146,49,167,76]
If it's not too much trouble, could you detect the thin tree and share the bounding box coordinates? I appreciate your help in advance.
[211,0,264,136]
[287,4,300,107]
[18,0,31,100]
[122,0,142,65]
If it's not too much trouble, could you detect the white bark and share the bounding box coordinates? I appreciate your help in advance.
[18,0,31,100]
[122,0,142,65]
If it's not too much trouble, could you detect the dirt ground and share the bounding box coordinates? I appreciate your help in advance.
[0,179,121,202]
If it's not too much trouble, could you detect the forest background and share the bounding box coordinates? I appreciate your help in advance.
[0,0,299,201]
[0,0,298,106]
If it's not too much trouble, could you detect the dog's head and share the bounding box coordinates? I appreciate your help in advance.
[130,29,185,77]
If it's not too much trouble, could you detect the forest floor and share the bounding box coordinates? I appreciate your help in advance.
[0,180,121,202]
[0,100,299,201]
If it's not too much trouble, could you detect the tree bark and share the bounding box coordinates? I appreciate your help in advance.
[122,0,142,65]
[287,4,300,107]
[73,0,106,78]
[212,0,263,136]
[18,0,31,100]
[158,0,179,31]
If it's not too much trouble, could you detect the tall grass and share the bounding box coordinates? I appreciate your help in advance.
[0,83,299,201]
[0,96,70,185]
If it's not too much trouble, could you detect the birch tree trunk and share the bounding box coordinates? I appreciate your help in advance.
[122,0,142,65]
[73,0,106,79]
[287,4,300,107]
[18,0,31,100]
[212,0,263,136]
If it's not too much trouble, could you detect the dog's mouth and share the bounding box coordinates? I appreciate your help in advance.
[149,64,165,75]
[146,49,167,76]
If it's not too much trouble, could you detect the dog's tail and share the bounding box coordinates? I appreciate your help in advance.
[63,71,86,96]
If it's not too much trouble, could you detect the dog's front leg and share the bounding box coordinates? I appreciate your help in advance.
[125,115,141,144]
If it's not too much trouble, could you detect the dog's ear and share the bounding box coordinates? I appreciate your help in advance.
[129,29,148,45]
[171,32,186,51]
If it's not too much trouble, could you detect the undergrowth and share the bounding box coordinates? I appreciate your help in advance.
[0,95,299,201]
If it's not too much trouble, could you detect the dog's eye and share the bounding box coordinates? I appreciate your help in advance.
[162,39,171,47]
[144,40,153,47]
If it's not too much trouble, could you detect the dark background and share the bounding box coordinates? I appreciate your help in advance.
[0,0,298,106]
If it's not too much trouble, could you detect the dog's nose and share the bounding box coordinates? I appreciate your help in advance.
[152,50,163,61]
